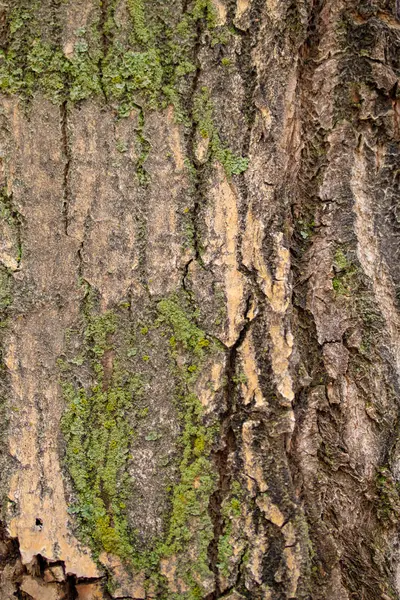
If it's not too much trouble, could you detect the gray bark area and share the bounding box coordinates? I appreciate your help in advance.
[0,1,400,599]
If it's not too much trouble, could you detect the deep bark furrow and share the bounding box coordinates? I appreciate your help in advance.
[61,100,71,235]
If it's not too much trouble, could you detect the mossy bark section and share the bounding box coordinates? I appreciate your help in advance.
[0,1,400,600]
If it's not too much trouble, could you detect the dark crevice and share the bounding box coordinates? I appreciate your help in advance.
[135,105,151,187]
[206,427,236,599]
[198,5,265,593]
[182,258,194,293]
[226,0,265,159]
[97,0,116,102]
[206,295,257,599]
[179,2,215,321]
[49,0,64,48]
[183,8,205,269]
[228,0,272,308]
[0,525,113,599]
[182,0,191,14]
[61,101,71,236]
[99,0,112,54]
[77,242,84,280]
[77,210,93,283]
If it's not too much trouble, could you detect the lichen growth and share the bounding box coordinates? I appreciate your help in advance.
[61,305,144,559]
[217,480,243,578]
[0,4,102,103]
[0,1,249,183]
[297,218,316,240]
[376,467,400,524]
[193,87,249,176]
[156,297,210,358]
[0,3,246,144]
[59,291,222,597]
[155,296,220,597]
[332,247,357,295]
[127,0,152,46]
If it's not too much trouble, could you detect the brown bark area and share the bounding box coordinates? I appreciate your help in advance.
[0,1,399,599]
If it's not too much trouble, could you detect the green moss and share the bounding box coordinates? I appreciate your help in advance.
[155,295,220,595]
[297,218,315,240]
[0,1,250,194]
[61,304,144,560]
[221,57,232,67]
[214,147,249,177]
[332,278,346,294]
[0,0,234,123]
[217,480,244,578]
[332,247,357,296]
[333,248,350,271]
[232,372,247,385]
[193,87,249,177]
[159,391,216,545]
[127,0,152,45]
[156,297,209,357]
[60,292,221,596]
[102,47,163,111]
[116,139,128,153]
[0,4,102,104]
[376,467,400,524]
[100,0,217,118]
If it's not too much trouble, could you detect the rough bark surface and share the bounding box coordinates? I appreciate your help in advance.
[0,1,400,599]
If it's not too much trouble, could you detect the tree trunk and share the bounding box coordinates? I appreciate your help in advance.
[0,1,399,599]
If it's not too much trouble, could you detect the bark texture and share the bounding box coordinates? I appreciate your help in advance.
[0,1,400,599]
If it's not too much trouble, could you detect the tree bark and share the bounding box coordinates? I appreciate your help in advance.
[0,1,400,599]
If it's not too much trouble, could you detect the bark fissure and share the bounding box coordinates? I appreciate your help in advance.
[184,6,205,269]
[0,524,114,600]
[206,294,256,599]
[61,100,71,236]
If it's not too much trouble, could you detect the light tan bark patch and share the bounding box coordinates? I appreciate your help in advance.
[205,165,245,346]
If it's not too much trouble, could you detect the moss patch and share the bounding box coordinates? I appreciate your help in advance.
[0,1,249,180]
[155,295,221,597]
[332,247,358,295]
[193,87,249,176]
[217,480,244,579]
[61,305,144,559]
[0,4,102,103]
[60,291,223,597]
[0,0,210,109]
[376,467,400,524]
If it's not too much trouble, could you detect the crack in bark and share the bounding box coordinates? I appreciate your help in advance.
[183,6,205,270]
[182,257,194,293]
[61,100,71,236]
[97,0,113,102]
[0,524,113,600]
[206,294,256,599]
[226,0,263,158]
